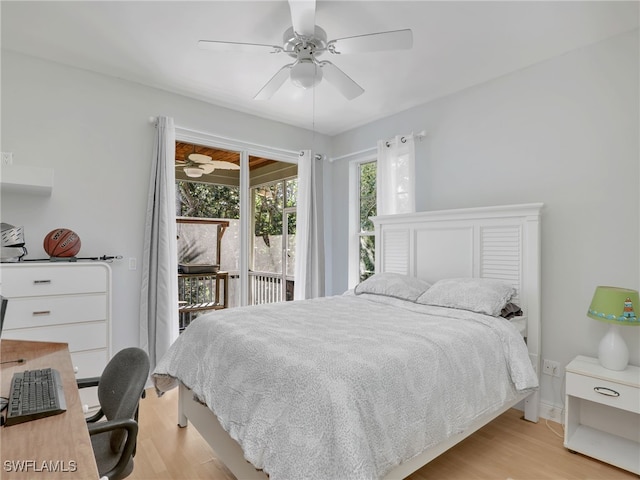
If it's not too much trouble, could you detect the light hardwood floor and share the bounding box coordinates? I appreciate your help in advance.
[130,387,636,480]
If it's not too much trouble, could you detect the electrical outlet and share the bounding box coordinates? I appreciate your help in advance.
[543,359,561,377]
[1,152,14,166]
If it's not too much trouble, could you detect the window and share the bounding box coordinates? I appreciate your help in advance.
[175,180,239,329]
[176,181,240,219]
[251,177,297,302]
[174,131,300,308]
[349,158,377,287]
[176,179,241,278]
[252,177,298,277]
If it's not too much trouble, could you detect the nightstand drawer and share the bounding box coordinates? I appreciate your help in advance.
[567,371,639,413]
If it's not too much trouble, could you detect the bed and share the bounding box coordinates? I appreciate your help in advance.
[153,203,543,480]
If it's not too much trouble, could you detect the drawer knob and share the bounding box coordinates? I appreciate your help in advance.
[594,386,620,397]
[74,366,79,374]
[33,279,52,285]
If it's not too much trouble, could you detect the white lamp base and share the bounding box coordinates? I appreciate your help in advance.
[598,324,629,371]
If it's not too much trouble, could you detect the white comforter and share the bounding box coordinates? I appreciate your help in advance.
[153,293,538,480]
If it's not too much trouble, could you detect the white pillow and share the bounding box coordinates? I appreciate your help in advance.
[354,272,432,302]
[416,277,516,317]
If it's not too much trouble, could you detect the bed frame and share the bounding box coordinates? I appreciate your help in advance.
[176,203,543,479]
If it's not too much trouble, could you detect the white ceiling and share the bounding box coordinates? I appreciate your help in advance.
[2,1,638,136]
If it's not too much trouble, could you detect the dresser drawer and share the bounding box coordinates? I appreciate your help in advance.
[1,264,108,297]
[3,294,107,329]
[2,322,107,353]
[71,349,109,379]
[567,371,640,413]
[71,350,110,412]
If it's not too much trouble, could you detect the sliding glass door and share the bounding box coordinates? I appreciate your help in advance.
[174,129,299,314]
[249,163,298,304]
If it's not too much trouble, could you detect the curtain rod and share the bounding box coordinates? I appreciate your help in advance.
[384,130,426,147]
[149,117,303,162]
[299,151,325,161]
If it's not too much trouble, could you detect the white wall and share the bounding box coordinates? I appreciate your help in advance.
[2,28,638,415]
[0,51,330,354]
[329,29,639,412]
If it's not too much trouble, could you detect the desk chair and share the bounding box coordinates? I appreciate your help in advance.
[78,347,150,480]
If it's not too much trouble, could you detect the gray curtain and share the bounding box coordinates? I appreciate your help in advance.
[294,150,325,300]
[139,116,178,371]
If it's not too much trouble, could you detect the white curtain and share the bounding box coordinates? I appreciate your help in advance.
[139,116,178,371]
[294,150,325,300]
[376,135,416,215]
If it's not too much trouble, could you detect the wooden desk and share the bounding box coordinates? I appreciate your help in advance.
[0,339,99,479]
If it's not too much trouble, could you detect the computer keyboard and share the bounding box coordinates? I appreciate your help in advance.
[5,368,67,427]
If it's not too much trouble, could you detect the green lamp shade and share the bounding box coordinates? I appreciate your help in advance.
[587,286,640,325]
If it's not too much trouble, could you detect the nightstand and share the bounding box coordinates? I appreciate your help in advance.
[564,355,640,474]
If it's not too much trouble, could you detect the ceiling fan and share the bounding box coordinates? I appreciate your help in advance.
[198,0,413,100]
[176,151,240,178]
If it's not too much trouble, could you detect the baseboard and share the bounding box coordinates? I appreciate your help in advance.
[538,400,564,424]
[511,398,564,424]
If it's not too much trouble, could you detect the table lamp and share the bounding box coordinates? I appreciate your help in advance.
[587,286,640,371]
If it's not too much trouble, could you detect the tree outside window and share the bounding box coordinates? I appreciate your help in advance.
[358,162,376,282]
[252,177,297,277]
[176,181,240,219]
[176,181,240,272]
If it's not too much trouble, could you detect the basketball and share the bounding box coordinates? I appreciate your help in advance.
[43,228,81,257]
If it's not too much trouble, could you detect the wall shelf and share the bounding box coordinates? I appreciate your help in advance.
[1,165,54,195]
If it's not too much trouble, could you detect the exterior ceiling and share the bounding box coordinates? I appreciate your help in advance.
[2,1,638,136]
[175,142,275,170]
[175,142,278,184]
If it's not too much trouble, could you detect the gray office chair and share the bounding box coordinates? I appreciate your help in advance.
[78,347,150,480]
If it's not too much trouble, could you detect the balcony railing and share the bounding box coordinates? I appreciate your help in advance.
[249,271,294,305]
[178,271,293,332]
[177,272,228,332]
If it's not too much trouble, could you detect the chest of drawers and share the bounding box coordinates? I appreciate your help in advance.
[0,262,111,412]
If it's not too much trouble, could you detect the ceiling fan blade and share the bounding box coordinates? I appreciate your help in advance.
[288,0,316,38]
[198,40,282,54]
[320,61,364,100]
[188,153,213,164]
[254,63,293,100]
[209,160,240,170]
[328,29,413,54]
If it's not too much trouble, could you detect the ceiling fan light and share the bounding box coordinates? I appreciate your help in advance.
[290,60,322,89]
[188,153,213,163]
[184,167,204,178]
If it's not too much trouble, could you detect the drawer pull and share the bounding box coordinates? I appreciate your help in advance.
[594,386,620,397]
[32,310,51,316]
[33,279,52,285]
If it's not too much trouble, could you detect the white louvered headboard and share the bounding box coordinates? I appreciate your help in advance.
[372,203,543,419]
